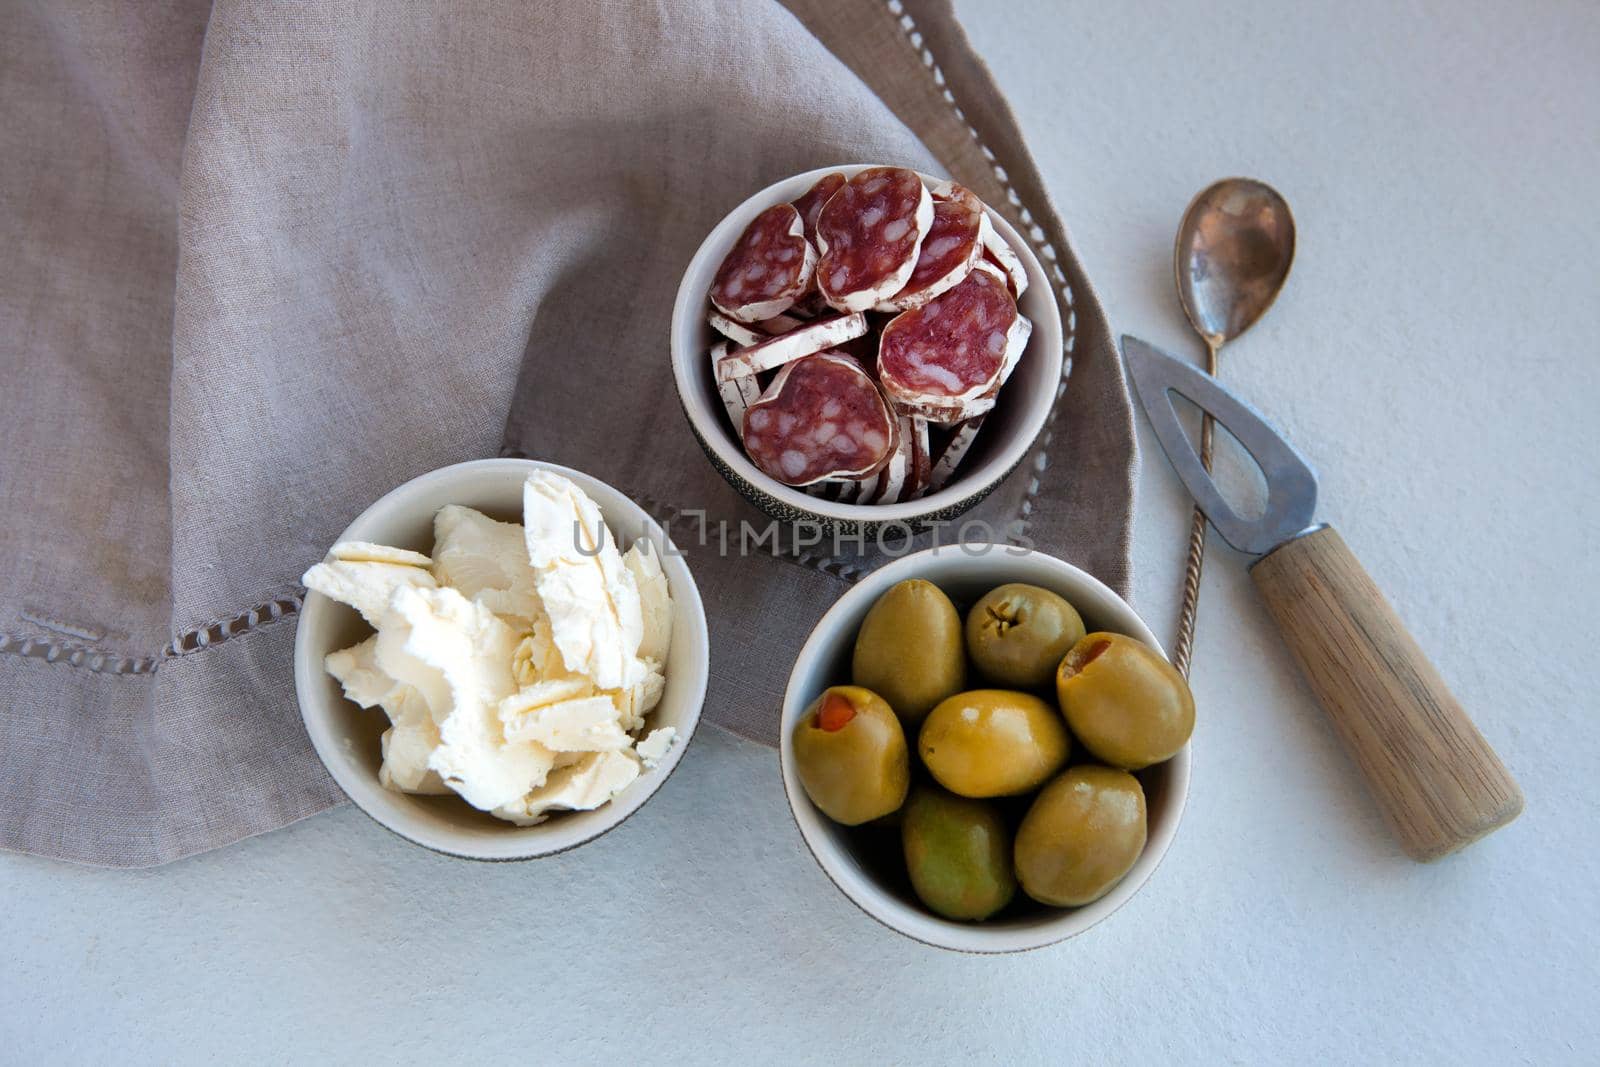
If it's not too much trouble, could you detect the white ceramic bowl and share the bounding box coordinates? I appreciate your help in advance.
[293,458,709,861]
[780,545,1190,952]
[671,164,1065,533]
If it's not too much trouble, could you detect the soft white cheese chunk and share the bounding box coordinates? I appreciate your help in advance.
[325,635,398,709]
[493,749,641,825]
[607,659,666,733]
[635,726,677,769]
[378,585,552,811]
[378,686,452,795]
[302,559,438,629]
[623,540,673,664]
[522,472,644,690]
[431,504,541,625]
[329,541,432,568]
[502,695,632,753]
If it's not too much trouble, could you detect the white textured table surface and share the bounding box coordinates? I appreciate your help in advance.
[5,2,1597,1061]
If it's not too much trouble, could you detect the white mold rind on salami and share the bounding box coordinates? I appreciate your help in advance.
[715,312,868,383]
[873,184,983,313]
[707,310,767,348]
[926,416,986,493]
[877,266,1019,412]
[902,416,932,500]
[708,309,808,348]
[815,167,934,313]
[710,204,817,324]
[871,415,916,504]
[999,314,1032,387]
[711,341,762,428]
[740,353,897,487]
[978,214,1029,298]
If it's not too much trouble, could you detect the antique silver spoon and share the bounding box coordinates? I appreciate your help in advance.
[1170,178,1296,676]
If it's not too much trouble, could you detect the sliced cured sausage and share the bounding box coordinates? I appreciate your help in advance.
[925,416,986,493]
[741,353,896,486]
[791,172,846,247]
[708,309,805,347]
[715,312,868,382]
[815,167,933,312]
[877,266,1022,418]
[875,183,984,312]
[711,342,762,428]
[978,214,1029,298]
[710,204,816,323]
[902,416,932,500]
[869,415,916,504]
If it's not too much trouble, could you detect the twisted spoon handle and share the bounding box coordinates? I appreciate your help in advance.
[1171,339,1220,678]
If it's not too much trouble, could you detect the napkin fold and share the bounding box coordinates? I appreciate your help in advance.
[0,0,1134,867]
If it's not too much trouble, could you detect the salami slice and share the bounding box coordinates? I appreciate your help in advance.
[926,416,986,493]
[711,342,762,428]
[875,182,984,313]
[877,266,1021,414]
[815,167,933,312]
[978,214,1029,298]
[741,353,896,486]
[710,204,816,323]
[902,416,932,500]
[715,312,868,382]
[708,309,806,348]
[869,415,916,504]
[791,172,846,247]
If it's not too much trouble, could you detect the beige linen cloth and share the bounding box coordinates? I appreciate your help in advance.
[0,0,1135,866]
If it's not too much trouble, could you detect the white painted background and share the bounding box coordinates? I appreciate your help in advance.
[4,1,1597,1061]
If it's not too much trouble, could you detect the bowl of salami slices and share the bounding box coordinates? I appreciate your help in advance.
[671,164,1063,533]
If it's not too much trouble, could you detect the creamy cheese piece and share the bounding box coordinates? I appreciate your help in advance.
[328,541,432,568]
[325,635,398,709]
[503,695,633,753]
[378,686,452,795]
[635,726,677,769]
[431,505,541,626]
[523,472,645,690]
[607,659,666,733]
[493,750,641,826]
[378,585,552,811]
[302,559,437,629]
[623,540,673,663]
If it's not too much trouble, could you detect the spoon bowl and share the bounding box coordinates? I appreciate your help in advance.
[1175,178,1296,348]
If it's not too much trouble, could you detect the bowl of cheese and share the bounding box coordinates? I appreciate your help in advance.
[293,458,708,860]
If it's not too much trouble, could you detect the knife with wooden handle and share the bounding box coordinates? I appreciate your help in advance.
[1122,335,1522,861]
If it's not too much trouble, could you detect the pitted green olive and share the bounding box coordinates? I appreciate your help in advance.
[965,583,1086,688]
[1055,632,1194,770]
[918,689,1070,797]
[1014,765,1147,907]
[902,786,1016,921]
[851,579,966,726]
[793,686,909,826]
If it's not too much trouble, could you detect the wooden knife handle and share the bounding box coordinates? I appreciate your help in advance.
[1249,525,1522,861]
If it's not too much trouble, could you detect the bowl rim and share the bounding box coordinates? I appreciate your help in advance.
[778,544,1191,953]
[292,457,709,861]
[670,163,1065,524]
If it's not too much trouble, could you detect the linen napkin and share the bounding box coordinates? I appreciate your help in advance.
[0,0,1135,867]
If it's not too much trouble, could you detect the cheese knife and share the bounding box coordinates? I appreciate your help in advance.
[1121,334,1522,861]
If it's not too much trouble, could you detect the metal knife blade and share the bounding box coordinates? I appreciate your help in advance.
[1121,335,1318,556]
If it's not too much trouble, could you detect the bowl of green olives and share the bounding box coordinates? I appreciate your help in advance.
[780,544,1192,953]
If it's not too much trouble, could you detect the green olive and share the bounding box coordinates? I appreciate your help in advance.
[851,579,966,726]
[965,583,1086,688]
[902,786,1016,921]
[918,689,1071,798]
[1055,632,1194,770]
[792,686,910,826]
[1014,765,1147,907]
